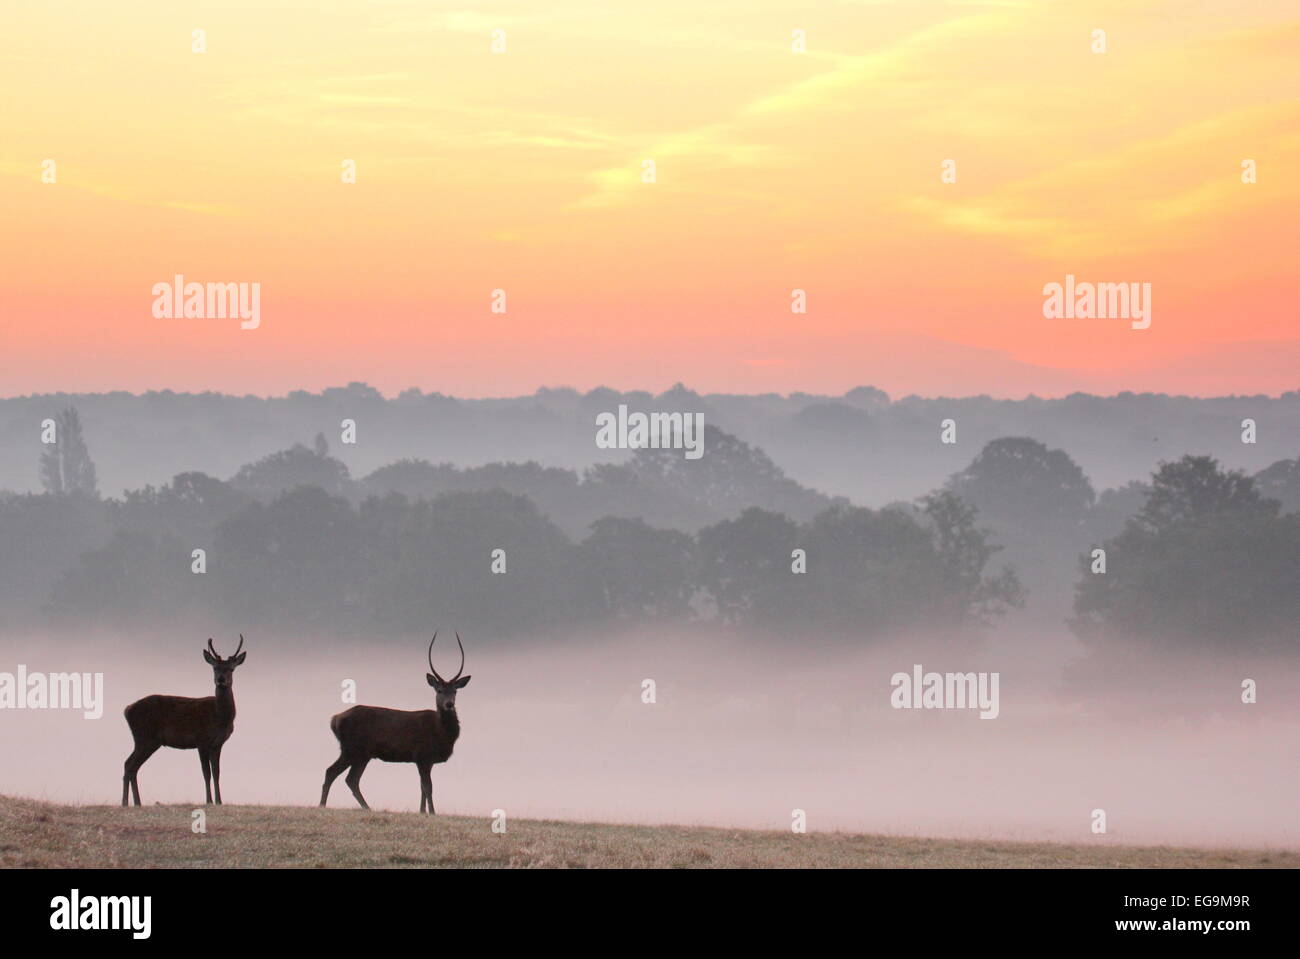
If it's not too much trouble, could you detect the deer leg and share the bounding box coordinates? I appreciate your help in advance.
[210,746,223,805]
[344,758,371,810]
[418,762,434,815]
[121,753,132,807]
[320,754,351,807]
[123,743,158,807]
[198,747,213,804]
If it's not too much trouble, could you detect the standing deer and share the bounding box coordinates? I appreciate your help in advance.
[121,636,247,807]
[321,632,471,814]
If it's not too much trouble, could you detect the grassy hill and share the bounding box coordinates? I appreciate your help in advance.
[1,795,1294,869]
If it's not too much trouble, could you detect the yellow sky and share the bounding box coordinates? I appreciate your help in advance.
[2,0,1297,396]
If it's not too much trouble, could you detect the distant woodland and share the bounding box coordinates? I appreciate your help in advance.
[2,386,1297,662]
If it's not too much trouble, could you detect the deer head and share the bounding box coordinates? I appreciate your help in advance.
[202,635,247,690]
[426,631,471,713]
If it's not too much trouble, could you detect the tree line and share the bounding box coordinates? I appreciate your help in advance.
[30,482,1019,641]
[2,407,1297,653]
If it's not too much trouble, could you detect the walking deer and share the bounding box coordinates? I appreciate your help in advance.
[321,632,471,814]
[121,636,247,807]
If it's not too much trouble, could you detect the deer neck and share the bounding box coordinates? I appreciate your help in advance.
[214,684,236,723]
[437,706,460,744]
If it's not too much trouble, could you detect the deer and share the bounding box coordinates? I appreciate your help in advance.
[320,631,471,814]
[121,636,247,807]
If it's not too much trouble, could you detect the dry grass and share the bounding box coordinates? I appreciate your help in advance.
[1,795,1294,869]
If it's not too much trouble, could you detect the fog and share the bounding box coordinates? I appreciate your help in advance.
[2,630,1296,851]
[5,388,1297,506]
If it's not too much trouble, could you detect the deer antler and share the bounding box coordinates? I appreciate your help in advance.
[427,632,444,684]
[207,638,219,657]
[233,634,245,658]
[452,631,466,682]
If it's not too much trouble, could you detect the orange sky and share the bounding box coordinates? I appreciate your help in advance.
[2,0,1297,398]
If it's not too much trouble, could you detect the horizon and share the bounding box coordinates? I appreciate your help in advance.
[4,380,1299,403]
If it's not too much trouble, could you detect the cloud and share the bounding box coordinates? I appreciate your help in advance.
[901,101,1300,258]
[568,9,1025,210]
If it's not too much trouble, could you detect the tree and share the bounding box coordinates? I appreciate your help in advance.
[39,407,99,497]
[114,472,251,545]
[577,516,695,621]
[1085,480,1151,543]
[1136,455,1275,533]
[358,488,581,635]
[798,503,946,635]
[0,491,110,627]
[213,485,364,627]
[1253,456,1300,514]
[945,436,1094,527]
[361,458,460,501]
[230,442,352,501]
[1072,456,1299,652]
[47,529,199,625]
[692,497,1021,636]
[695,507,800,624]
[943,437,1090,624]
[626,424,833,524]
[919,490,1023,627]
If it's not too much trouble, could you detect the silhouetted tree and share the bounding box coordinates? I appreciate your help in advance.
[919,490,1024,627]
[1072,456,1299,652]
[577,517,695,620]
[361,459,461,500]
[213,485,364,627]
[946,437,1094,526]
[626,425,834,524]
[39,407,99,497]
[1085,480,1151,543]
[1253,456,1300,514]
[943,437,1092,625]
[798,503,945,635]
[578,462,716,532]
[358,488,581,635]
[0,492,110,627]
[695,507,800,624]
[114,472,251,545]
[230,442,352,501]
[1135,455,1274,533]
[47,529,200,625]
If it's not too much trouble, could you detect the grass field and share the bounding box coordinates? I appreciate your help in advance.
[1,795,1294,868]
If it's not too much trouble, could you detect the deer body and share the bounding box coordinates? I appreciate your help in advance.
[330,706,458,765]
[121,637,246,807]
[125,692,236,750]
[320,632,471,814]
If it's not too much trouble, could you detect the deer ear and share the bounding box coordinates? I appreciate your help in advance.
[454,675,471,689]
[203,649,217,665]
[426,673,440,688]
[232,652,247,666]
